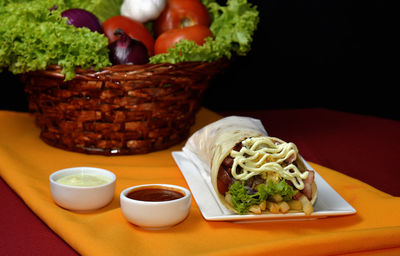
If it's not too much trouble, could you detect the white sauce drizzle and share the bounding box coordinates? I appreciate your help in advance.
[230,137,309,190]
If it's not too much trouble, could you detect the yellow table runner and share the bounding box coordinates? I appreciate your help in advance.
[1,109,400,256]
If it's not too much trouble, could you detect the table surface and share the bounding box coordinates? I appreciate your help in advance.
[1,108,399,255]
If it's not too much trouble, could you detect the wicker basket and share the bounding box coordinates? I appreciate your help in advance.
[23,60,227,155]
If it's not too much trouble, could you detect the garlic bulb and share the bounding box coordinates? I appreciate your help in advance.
[121,0,166,23]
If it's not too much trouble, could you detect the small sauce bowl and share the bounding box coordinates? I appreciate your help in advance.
[49,167,116,211]
[120,184,191,229]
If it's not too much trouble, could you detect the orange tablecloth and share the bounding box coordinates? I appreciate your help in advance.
[1,109,399,256]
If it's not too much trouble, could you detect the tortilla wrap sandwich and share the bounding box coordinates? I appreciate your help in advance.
[184,116,317,215]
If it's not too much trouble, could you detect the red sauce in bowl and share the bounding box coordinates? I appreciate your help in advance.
[127,187,184,202]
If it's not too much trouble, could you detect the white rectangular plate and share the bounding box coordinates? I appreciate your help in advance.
[172,151,356,222]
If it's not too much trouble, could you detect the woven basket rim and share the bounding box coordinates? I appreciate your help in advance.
[26,58,228,81]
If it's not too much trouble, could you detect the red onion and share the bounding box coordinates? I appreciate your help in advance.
[62,8,103,34]
[108,29,149,65]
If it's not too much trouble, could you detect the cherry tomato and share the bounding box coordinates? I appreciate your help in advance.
[154,25,213,55]
[103,16,155,56]
[154,0,210,36]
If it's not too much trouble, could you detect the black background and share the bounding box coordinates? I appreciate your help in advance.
[1,0,397,120]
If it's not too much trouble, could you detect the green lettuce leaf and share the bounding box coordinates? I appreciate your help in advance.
[228,181,265,215]
[257,179,297,202]
[0,0,111,80]
[228,179,297,215]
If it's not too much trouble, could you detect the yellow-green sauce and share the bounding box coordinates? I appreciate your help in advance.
[230,136,309,190]
[56,173,111,187]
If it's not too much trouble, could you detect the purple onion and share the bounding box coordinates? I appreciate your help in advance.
[108,29,149,65]
[61,8,103,34]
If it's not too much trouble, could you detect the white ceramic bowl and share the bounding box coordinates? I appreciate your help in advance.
[120,184,191,229]
[49,167,116,211]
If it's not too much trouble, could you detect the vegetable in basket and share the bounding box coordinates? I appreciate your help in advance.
[103,15,155,56]
[154,0,211,36]
[120,0,166,23]
[150,0,259,63]
[0,0,259,80]
[61,8,104,34]
[154,25,213,55]
[0,0,111,80]
[108,29,149,65]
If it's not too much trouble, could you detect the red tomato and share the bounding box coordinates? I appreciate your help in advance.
[154,0,210,36]
[154,25,213,55]
[103,16,155,56]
